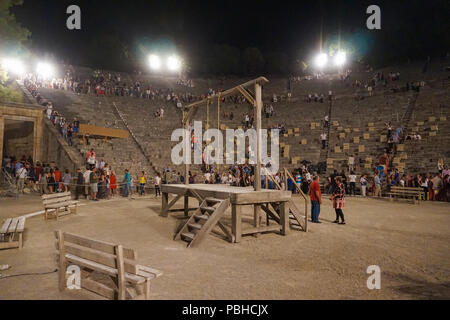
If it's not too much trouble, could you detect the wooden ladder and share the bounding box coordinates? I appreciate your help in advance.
[174,198,231,248]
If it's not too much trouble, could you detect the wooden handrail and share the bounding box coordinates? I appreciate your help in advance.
[263,168,282,190]
[283,168,307,201]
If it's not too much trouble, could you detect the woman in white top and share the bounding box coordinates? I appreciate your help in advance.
[87,155,96,168]
[420,176,429,200]
[103,164,111,177]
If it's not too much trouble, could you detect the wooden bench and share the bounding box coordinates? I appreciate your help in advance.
[387,186,424,204]
[42,192,79,220]
[55,231,163,300]
[0,217,26,250]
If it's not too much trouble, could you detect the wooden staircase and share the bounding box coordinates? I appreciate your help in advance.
[263,168,308,232]
[287,199,307,231]
[268,200,307,232]
[174,197,231,248]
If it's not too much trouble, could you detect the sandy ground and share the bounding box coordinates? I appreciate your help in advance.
[0,193,449,300]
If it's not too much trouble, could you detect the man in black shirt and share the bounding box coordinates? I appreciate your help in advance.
[329,170,338,194]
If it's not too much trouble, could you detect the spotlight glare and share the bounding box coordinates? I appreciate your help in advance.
[167,55,181,72]
[334,51,347,67]
[1,58,26,75]
[36,62,55,79]
[314,53,328,68]
[149,55,161,70]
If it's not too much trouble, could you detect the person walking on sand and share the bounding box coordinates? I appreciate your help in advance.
[330,177,346,225]
[89,167,99,201]
[109,171,117,197]
[154,173,162,197]
[139,171,147,196]
[122,169,131,197]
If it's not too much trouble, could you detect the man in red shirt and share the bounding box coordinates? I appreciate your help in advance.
[54,167,62,192]
[309,175,322,223]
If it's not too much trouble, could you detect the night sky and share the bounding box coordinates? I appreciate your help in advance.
[10,0,450,74]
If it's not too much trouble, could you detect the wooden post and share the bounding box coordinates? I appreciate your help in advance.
[217,93,221,173]
[57,230,66,291]
[231,204,242,243]
[184,117,190,216]
[280,202,289,235]
[160,192,169,217]
[284,169,288,191]
[115,245,126,300]
[253,204,261,237]
[0,116,4,170]
[254,82,263,236]
[304,200,308,232]
[144,280,151,300]
[205,99,210,167]
[217,93,221,131]
[184,196,189,217]
[185,118,190,185]
[206,99,210,130]
[254,82,262,191]
[18,233,23,249]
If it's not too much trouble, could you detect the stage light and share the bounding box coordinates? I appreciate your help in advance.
[149,54,161,70]
[167,55,181,72]
[334,51,347,67]
[1,58,26,75]
[36,62,55,79]
[314,53,328,68]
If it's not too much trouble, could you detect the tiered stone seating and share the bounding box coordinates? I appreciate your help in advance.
[325,92,412,175]
[39,87,157,179]
[402,87,450,173]
[37,60,450,180]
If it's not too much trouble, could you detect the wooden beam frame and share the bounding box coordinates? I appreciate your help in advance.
[182,76,269,125]
[182,77,269,192]
[236,86,255,106]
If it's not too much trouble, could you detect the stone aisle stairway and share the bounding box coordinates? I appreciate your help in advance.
[402,86,450,173]
[111,96,184,175]
[39,88,158,179]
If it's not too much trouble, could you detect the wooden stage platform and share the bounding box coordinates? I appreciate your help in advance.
[160,184,294,244]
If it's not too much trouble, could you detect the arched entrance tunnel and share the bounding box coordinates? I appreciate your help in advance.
[2,119,35,161]
[0,103,44,167]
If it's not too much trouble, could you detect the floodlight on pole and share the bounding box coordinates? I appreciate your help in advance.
[149,54,161,70]
[36,62,55,79]
[167,55,181,72]
[334,51,347,67]
[1,58,26,75]
[314,53,328,69]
